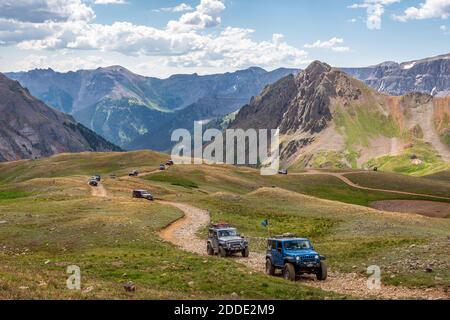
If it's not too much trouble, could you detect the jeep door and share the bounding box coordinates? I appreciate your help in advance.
[211,231,219,251]
[273,241,284,267]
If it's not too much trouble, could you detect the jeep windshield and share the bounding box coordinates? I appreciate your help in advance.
[218,229,237,237]
[283,240,312,250]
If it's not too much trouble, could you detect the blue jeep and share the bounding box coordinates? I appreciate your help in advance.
[265,235,327,281]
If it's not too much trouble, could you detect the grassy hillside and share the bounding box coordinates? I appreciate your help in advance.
[1,151,449,298]
[0,151,167,183]
[176,188,450,289]
[364,142,449,176]
[344,171,450,198]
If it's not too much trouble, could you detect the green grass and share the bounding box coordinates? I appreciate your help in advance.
[424,170,450,183]
[364,142,449,176]
[0,151,168,183]
[343,172,450,199]
[334,104,400,148]
[146,173,199,189]
[0,190,30,201]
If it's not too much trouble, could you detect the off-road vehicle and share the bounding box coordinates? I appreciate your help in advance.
[159,164,166,171]
[129,170,139,177]
[88,179,98,187]
[278,169,288,175]
[207,223,249,258]
[265,235,327,281]
[93,175,101,181]
[132,189,154,201]
[166,160,174,166]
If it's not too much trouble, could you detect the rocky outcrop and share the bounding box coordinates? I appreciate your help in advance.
[230,60,450,170]
[0,73,121,162]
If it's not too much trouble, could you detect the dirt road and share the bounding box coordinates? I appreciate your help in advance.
[90,183,108,198]
[290,171,450,201]
[159,201,449,300]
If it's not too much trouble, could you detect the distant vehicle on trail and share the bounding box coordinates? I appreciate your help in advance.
[132,189,154,201]
[129,170,139,177]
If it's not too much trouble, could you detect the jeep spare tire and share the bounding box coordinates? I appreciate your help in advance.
[316,261,328,281]
[283,263,296,281]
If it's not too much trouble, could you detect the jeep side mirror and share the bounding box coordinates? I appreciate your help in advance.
[320,255,326,261]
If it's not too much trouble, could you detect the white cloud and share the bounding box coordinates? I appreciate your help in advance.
[0,0,94,23]
[167,0,226,32]
[393,0,450,21]
[166,28,310,68]
[441,24,450,34]
[0,0,311,71]
[304,37,350,52]
[94,0,128,5]
[349,0,400,29]
[154,3,194,13]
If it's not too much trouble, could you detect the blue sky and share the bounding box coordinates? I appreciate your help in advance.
[0,0,449,77]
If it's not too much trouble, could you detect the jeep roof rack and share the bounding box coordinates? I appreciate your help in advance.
[211,223,233,229]
[272,233,298,239]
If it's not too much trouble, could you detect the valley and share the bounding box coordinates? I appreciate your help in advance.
[0,151,449,299]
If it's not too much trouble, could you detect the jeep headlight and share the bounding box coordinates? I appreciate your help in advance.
[315,255,319,260]
[296,256,300,261]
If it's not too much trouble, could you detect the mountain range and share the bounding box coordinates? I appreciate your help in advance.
[230,61,450,175]
[6,67,296,150]
[6,53,449,153]
[2,53,449,173]
[341,53,450,97]
[0,74,120,162]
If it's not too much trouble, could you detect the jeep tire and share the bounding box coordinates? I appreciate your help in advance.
[207,243,214,256]
[218,246,227,258]
[283,263,296,281]
[265,259,275,276]
[242,247,249,258]
[316,261,328,281]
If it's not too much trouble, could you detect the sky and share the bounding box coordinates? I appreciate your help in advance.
[0,0,449,77]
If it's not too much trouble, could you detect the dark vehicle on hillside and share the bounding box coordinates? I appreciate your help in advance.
[207,223,249,258]
[265,235,327,282]
[129,170,139,177]
[88,179,98,187]
[93,175,101,181]
[132,189,154,201]
[166,160,174,166]
[278,169,288,175]
[159,164,166,171]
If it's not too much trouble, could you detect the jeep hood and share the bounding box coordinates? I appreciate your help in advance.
[285,249,318,256]
[219,236,243,242]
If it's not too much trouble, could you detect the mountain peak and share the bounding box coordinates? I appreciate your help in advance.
[304,60,332,74]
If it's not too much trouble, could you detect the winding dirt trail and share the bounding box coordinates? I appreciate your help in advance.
[90,183,108,198]
[159,201,449,300]
[291,171,450,201]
